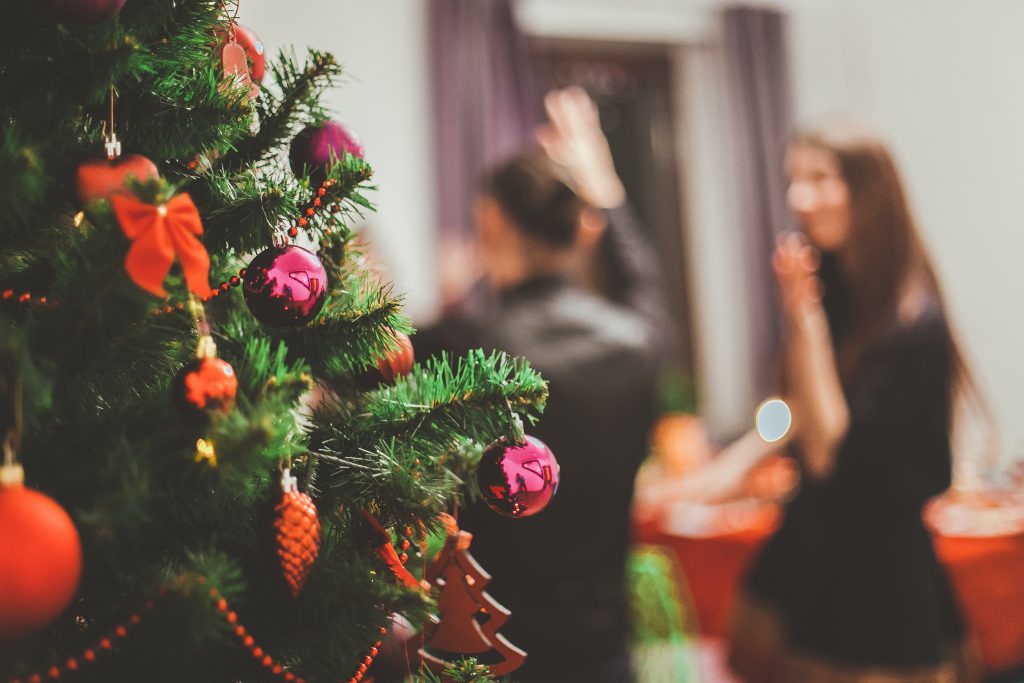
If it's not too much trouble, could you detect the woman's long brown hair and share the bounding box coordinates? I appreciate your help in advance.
[790,123,981,417]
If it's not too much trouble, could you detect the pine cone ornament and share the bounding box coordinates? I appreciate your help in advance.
[274,469,321,597]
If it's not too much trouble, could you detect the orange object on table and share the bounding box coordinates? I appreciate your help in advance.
[634,491,1024,674]
[633,503,777,639]
[927,494,1024,675]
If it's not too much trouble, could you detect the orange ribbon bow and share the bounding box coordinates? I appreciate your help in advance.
[110,193,212,298]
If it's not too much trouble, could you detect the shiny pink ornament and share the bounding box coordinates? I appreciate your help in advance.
[243,244,328,327]
[289,121,364,184]
[50,0,126,24]
[477,435,559,518]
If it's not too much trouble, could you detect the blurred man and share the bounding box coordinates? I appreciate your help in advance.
[416,88,674,683]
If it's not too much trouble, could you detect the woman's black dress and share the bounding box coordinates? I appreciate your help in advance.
[745,301,966,667]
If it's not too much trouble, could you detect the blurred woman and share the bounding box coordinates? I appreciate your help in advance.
[689,122,978,682]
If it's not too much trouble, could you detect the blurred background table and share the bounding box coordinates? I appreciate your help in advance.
[634,416,1024,679]
[633,489,1024,678]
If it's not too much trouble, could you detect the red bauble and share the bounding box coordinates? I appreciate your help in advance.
[0,467,82,640]
[243,244,328,327]
[289,121,364,184]
[173,356,238,419]
[50,0,126,24]
[274,470,321,597]
[75,154,159,205]
[234,24,266,83]
[377,331,414,384]
[477,435,560,518]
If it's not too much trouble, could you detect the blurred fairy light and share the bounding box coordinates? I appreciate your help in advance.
[756,398,792,443]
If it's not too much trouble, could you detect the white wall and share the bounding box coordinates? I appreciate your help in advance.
[243,1,439,319]
[247,0,1024,459]
[780,0,1024,461]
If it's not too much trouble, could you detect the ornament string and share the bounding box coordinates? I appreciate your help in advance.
[103,84,121,160]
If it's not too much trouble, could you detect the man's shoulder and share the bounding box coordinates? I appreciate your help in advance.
[499,286,654,364]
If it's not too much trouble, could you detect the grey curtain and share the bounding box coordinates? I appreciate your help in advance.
[429,0,539,238]
[722,5,794,396]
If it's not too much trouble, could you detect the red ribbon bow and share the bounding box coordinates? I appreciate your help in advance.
[110,193,212,298]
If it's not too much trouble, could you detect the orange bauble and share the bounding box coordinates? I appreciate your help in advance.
[75,154,159,204]
[0,468,82,640]
[376,331,414,384]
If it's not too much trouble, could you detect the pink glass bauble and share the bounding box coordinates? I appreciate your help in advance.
[243,244,328,327]
[50,0,126,24]
[477,435,559,518]
[289,121,364,184]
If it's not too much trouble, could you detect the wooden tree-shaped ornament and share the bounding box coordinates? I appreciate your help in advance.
[418,530,527,678]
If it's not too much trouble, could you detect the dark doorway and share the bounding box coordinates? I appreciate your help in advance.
[530,38,694,406]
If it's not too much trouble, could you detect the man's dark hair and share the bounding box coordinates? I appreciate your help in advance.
[482,149,588,248]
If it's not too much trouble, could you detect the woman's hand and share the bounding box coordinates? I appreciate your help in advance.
[773,231,822,323]
[535,87,626,209]
[773,233,850,479]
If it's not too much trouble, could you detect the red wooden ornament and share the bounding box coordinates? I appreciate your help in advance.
[0,463,82,641]
[418,529,526,677]
[274,469,321,597]
[75,154,159,205]
[377,331,414,384]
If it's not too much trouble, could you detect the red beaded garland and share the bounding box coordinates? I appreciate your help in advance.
[7,589,160,683]
[149,178,342,318]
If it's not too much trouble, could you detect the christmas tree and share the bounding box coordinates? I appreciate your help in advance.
[0,2,547,682]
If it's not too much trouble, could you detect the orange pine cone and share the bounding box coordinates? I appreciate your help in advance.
[274,470,321,597]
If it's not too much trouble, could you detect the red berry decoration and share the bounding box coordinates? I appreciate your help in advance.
[289,121,364,184]
[243,244,328,327]
[377,331,414,384]
[76,154,159,205]
[274,469,321,597]
[477,435,560,518]
[173,340,237,420]
[50,0,126,24]
[0,460,82,640]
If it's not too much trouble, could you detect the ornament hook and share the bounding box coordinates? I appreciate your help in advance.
[104,85,121,160]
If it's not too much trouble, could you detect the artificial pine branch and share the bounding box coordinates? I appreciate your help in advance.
[218,48,342,172]
[0,3,548,681]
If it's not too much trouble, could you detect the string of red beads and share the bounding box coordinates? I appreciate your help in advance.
[1,289,53,308]
[7,579,387,683]
[205,581,385,683]
[6,596,158,683]
[150,178,342,318]
[343,627,386,683]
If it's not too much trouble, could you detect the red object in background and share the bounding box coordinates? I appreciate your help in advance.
[935,533,1024,673]
[636,492,1024,675]
[233,24,266,83]
[376,331,414,384]
[0,470,82,640]
[76,154,159,205]
[926,494,1024,675]
[634,506,776,639]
